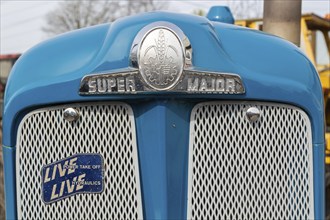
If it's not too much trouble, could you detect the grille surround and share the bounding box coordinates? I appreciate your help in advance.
[16,102,143,219]
[187,101,314,219]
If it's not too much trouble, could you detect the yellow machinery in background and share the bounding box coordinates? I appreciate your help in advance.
[237,13,330,217]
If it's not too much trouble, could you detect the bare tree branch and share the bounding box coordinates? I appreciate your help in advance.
[43,0,167,36]
[227,0,263,19]
[192,9,206,16]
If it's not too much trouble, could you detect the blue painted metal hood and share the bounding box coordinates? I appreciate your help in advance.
[3,11,324,146]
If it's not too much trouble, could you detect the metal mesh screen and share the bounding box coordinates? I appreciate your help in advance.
[187,102,314,219]
[16,102,143,219]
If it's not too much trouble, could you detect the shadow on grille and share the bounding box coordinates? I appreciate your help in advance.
[188,102,313,219]
[17,103,142,219]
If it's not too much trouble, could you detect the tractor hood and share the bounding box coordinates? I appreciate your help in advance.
[3,11,324,145]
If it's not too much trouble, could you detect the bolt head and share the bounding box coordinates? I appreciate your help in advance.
[245,107,261,122]
[63,108,80,122]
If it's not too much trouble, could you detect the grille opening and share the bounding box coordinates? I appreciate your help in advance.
[187,102,314,219]
[16,103,143,219]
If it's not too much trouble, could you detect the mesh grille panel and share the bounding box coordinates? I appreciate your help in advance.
[17,103,143,219]
[187,102,313,219]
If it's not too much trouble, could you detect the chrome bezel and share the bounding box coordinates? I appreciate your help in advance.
[130,21,192,70]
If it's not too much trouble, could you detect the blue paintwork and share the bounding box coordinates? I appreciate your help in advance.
[132,100,193,219]
[314,143,325,219]
[207,6,235,24]
[2,11,325,219]
[2,146,16,220]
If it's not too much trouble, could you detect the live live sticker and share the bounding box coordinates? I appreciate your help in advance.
[41,154,104,204]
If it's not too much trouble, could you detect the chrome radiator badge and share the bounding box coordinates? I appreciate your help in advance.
[79,22,245,95]
[139,28,184,90]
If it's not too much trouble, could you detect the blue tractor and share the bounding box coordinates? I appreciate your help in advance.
[2,6,325,219]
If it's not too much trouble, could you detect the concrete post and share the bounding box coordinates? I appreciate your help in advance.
[263,0,302,46]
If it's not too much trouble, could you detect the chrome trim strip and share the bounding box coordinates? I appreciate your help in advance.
[79,69,245,95]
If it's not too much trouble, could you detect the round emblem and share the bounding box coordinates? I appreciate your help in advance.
[138,28,184,90]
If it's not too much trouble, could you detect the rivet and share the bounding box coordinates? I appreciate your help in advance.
[63,108,80,122]
[245,106,261,122]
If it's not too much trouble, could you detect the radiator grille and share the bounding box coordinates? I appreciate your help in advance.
[187,102,314,219]
[16,103,143,219]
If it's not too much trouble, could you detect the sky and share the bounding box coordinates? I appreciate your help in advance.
[0,0,329,54]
